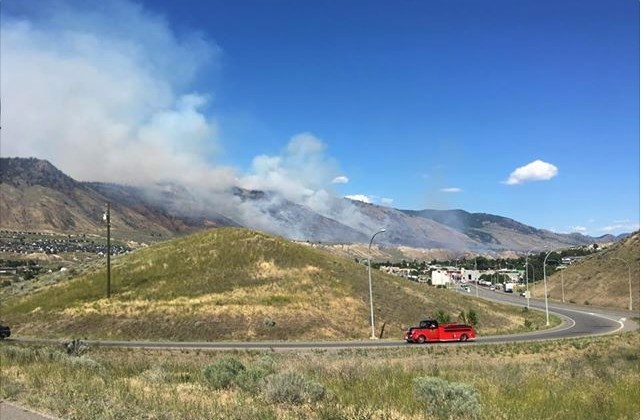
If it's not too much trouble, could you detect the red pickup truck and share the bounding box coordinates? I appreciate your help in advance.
[405,319,476,343]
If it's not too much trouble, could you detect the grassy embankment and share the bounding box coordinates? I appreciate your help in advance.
[531,232,640,311]
[1,228,556,341]
[0,332,638,419]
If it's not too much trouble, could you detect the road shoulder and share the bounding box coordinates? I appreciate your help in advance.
[0,401,59,420]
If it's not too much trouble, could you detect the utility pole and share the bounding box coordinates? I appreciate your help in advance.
[104,203,111,298]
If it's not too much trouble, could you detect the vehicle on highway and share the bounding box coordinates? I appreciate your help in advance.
[504,282,514,293]
[0,324,10,339]
[405,319,476,343]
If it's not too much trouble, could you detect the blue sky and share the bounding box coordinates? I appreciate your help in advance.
[2,0,639,236]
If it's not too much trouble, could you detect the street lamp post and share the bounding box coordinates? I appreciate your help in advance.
[368,228,386,339]
[613,257,633,311]
[543,250,554,326]
[561,270,565,304]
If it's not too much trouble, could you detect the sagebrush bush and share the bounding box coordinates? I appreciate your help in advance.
[141,366,169,383]
[262,371,326,405]
[65,355,104,371]
[237,356,276,392]
[202,357,245,389]
[413,376,480,419]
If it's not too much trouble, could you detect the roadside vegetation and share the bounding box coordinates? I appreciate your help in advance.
[1,332,638,419]
[531,232,640,311]
[1,228,556,341]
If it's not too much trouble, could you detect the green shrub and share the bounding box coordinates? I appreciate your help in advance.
[262,371,326,405]
[237,356,276,392]
[203,357,245,389]
[459,309,479,326]
[435,310,451,323]
[466,309,478,327]
[413,376,481,419]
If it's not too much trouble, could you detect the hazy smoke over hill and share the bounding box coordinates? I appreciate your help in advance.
[1,0,381,239]
[2,0,233,187]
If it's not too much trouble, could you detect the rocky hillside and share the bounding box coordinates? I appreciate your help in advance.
[0,157,621,252]
[0,158,199,240]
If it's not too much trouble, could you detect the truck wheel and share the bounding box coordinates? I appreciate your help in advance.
[459,334,468,342]
[417,335,426,344]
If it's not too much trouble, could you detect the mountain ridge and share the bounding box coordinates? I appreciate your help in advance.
[0,157,621,252]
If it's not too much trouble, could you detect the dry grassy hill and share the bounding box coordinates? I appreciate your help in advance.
[531,232,640,311]
[1,228,551,341]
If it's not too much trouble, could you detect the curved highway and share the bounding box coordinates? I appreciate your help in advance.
[9,288,637,351]
[465,286,636,343]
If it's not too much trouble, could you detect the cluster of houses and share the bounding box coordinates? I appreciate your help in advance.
[378,265,522,287]
[0,234,129,256]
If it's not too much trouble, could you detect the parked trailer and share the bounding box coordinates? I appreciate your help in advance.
[404,319,476,343]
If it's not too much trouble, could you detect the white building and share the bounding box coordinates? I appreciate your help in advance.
[431,269,454,286]
[460,269,481,283]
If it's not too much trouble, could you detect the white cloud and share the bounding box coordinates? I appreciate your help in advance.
[381,197,394,206]
[599,222,640,233]
[504,160,558,185]
[440,187,462,193]
[332,176,349,184]
[345,194,372,204]
[570,226,587,233]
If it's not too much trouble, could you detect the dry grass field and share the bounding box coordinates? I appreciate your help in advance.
[530,232,639,310]
[1,228,555,342]
[0,331,638,419]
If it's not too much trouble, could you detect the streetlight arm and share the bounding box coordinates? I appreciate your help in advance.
[369,229,386,251]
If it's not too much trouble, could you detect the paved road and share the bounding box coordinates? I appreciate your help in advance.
[462,286,636,344]
[2,288,636,420]
[0,402,58,420]
[9,289,637,351]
